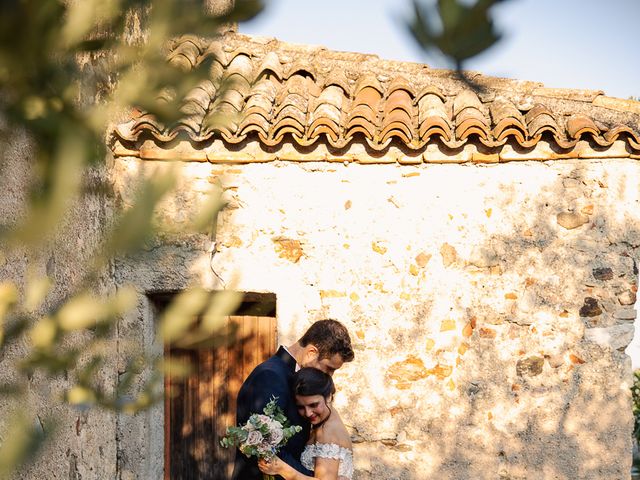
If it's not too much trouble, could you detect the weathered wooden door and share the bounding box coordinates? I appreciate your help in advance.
[164,313,276,480]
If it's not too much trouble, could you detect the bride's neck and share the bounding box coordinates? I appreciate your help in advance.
[312,406,332,431]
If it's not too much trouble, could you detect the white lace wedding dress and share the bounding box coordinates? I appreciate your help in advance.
[300,443,354,480]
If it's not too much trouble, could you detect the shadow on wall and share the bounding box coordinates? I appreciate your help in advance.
[345,161,638,479]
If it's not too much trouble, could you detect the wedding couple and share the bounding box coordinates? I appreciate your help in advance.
[232,319,355,480]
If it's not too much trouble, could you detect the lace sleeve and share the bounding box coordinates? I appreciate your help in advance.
[301,443,354,480]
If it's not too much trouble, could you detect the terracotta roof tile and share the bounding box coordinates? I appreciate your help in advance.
[112,33,640,157]
[417,92,451,142]
[354,74,383,96]
[202,41,228,66]
[490,98,526,143]
[309,102,342,128]
[308,85,344,142]
[168,37,202,70]
[387,76,414,98]
[386,89,413,115]
[525,104,559,138]
[181,83,210,115]
[454,90,490,143]
[243,77,276,115]
[566,114,600,139]
[257,51,284,80]
[347,84,381,140]
[604,125,640,148]
[320,72,350,96]
[381,88,415,145]
[285,60,318,81]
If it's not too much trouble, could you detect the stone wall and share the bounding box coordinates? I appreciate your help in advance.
[2,127,638,478]
[0,130,121,479]
[110,152,639,479]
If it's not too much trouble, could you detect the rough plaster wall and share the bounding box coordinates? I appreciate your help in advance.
[0,130,120,479]
[114,294,164,480]
[112,156,639,480]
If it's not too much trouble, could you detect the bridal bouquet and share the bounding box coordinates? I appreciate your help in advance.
[221,396,302,480]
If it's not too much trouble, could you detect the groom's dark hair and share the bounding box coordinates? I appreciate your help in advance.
[299,319,354,362]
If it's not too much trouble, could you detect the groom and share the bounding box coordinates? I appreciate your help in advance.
[232,319,355,480]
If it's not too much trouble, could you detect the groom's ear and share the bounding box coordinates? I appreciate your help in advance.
[304,344,319,362]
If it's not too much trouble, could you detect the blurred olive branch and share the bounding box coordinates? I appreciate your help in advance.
[0,0,515,475]
[0,0,260,476]
[407,0,511,88]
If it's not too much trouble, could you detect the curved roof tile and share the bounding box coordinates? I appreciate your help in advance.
[284,60,316,81]
[566,114,600,139]
[354,74,383,97]
[525,104,559,136]
[417,93,451,142]
[168,37,202,70]
[319,72,350,95]
[256,51,284,80]
[308,85,344,140]
[387,76,415,98]
[112,33,640,157]
[490,98,527,142]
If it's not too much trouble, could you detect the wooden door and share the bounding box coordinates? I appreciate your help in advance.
[164,314,276,480]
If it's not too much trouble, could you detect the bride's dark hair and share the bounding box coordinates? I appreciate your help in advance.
[293,367,336,399]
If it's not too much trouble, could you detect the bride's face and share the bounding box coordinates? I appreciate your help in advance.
[295,394,330,425]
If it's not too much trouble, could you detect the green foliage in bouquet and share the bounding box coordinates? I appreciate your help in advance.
[221,396,302,460]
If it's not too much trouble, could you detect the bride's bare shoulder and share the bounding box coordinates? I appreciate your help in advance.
[316,411,352,449]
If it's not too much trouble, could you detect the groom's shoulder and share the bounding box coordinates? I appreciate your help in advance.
[246,353,286,378]
[260,353,289,373]
[239,357,289,396]
[259,347,291,370]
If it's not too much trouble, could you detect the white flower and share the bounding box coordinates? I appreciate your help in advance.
[268,418,283,431]
[254,414,271,425]
[221,397,299,460]
[268,428,283,445]
[266,420,283,441]
[245,430,263,446]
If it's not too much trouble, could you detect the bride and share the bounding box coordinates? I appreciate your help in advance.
[258,367,354,480]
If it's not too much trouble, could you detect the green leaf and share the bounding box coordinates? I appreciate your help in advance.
[406,0,507,69]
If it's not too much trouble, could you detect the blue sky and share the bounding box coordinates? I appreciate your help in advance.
[241,0,639,100]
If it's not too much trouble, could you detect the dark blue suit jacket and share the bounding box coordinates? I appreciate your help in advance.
[232,346,312,480]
